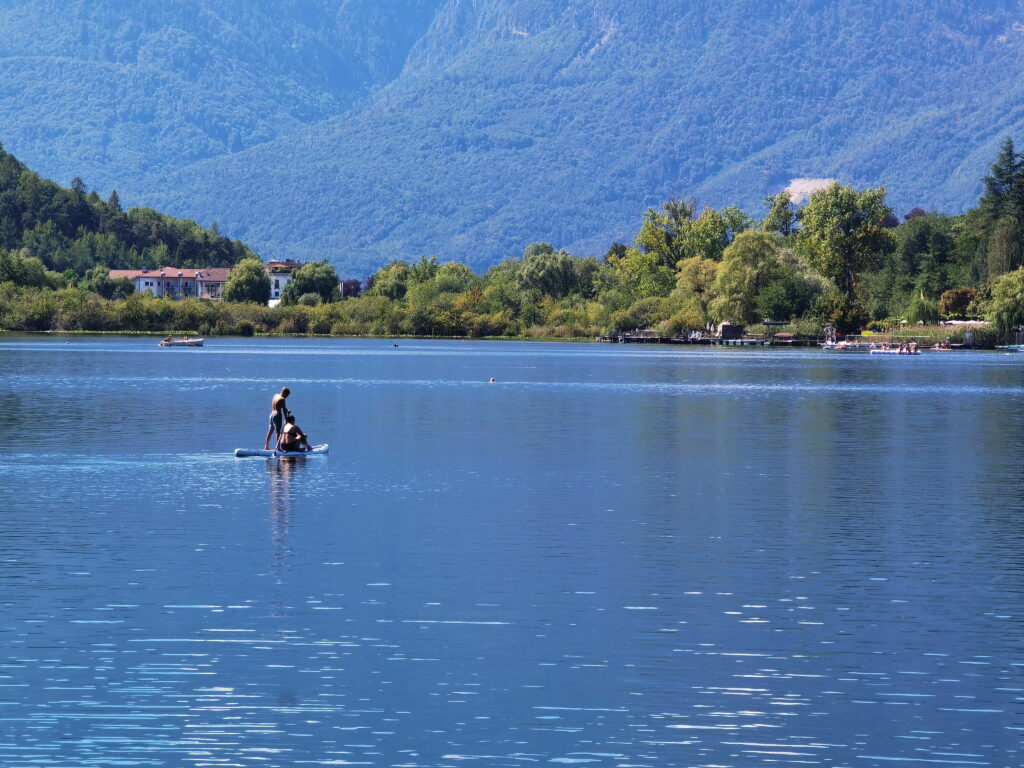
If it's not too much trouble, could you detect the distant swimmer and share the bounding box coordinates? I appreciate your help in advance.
[264,386,291,450]
[489,377,496,383]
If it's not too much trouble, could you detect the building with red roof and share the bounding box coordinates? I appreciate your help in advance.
[108,267,232,300]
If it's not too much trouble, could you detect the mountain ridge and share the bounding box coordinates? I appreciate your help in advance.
[2,0,1023,276]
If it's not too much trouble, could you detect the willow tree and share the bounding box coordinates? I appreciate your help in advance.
[986,215,1022,280]
[989,266,1024,337]
[674,256,720,326]
[223,258,270,304]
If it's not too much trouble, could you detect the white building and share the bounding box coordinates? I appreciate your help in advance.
[108,267,232,300]
[265,259,306,305]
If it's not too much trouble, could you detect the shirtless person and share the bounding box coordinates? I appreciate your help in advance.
[264,387,291,450]
[279,414,311,453]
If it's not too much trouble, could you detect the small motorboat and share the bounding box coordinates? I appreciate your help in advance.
[159,337,204,347]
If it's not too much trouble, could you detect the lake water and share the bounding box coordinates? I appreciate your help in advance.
[1,335,1022,768]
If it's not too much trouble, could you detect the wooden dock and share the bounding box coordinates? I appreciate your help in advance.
[597,332,819,347]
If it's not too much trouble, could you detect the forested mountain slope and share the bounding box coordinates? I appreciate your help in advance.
[0,0,442,188]
[2,0,1023,276]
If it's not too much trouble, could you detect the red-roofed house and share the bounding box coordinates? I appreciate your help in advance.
[109,267,232,300]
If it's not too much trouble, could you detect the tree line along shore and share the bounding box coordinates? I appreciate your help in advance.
[2,140,1024,343]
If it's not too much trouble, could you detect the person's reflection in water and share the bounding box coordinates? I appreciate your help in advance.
[266,457,306,595]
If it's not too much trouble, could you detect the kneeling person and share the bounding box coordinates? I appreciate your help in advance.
[279,415,311,453]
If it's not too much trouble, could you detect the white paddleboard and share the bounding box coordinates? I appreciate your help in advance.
[234,443,330,457]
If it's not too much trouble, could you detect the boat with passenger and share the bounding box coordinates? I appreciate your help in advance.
[159,336,204,347]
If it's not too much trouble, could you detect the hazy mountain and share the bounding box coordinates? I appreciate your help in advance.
[2,0,1023,276]
[0,0,442,187]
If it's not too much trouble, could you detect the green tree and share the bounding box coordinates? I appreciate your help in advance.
[938,287,977,318]
[618,296,673,331]
[80,265,134,299]
[514,243,581,299]
[905,293,939,324]
[608,248,675,298]
[988,266,1024,336]
[986,216,1022,280]
[367,261,411,300]
[795,183,896,299]
[0,248,56,287]
[603,242,628,263]
[753,275,818,322]
[721,206,755,240]
[434,262,476,294]
[408,255,439,285]
[21,220,68,270]
[680,208,731,263]
[809,289,868,333]
[635,203,748,266]
[481,260,527,314]
[976,139,1024,281]
[223,258,271,304]
[674,256,720,325]
[762,191,797,237]
[634,199,696,269]
[713,231,788,323]
[280,261,340,304]
[979,138,1022,223]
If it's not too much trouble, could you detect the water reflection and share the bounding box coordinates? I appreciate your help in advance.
[266,456,303,578]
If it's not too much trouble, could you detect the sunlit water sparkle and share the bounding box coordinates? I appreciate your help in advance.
[1,335,1022,767]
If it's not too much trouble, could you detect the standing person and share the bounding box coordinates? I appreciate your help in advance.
[279,414,311,453]
[264,387,291,450]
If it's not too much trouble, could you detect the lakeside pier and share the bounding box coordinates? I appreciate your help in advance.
[597,332,819,347]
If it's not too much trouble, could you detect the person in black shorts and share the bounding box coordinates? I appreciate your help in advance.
[279,414,311,453]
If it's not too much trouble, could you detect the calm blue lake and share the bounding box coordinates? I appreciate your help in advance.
[1,335,1022,768]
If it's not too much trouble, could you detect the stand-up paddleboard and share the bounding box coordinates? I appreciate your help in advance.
[234,443,330,458]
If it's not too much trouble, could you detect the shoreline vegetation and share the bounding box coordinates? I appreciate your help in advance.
[2,141,1024,344]
[0,310,1000,350]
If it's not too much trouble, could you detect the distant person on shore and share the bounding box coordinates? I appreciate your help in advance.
[264,387,291,450]
[279,414,311,453]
